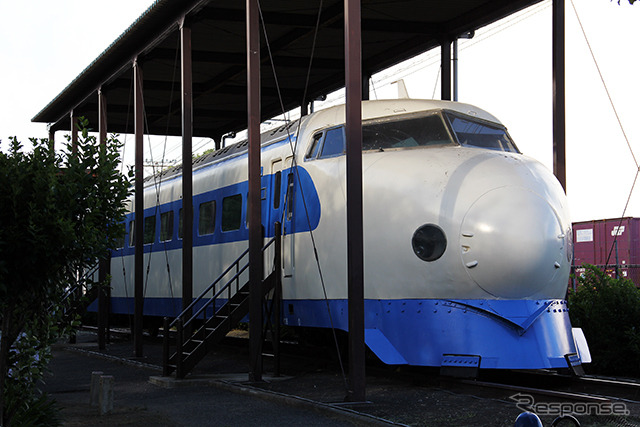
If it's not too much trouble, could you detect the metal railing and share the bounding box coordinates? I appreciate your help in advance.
[162,222,281,377]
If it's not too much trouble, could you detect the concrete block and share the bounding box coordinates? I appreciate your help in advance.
[89,371,103,407]
[98,375,114,415]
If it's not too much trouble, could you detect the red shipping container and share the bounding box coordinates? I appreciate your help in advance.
[572,217,640,284]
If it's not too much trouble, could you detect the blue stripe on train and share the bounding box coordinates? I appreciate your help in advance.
[112,165,320,257]
[93,297,577,370]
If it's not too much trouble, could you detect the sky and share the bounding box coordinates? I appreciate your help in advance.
[0,0,638,223]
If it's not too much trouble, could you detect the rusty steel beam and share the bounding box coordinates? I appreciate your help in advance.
[345,0,366,403]
[180,18,194,322]
[441,39,452,101]
[70,109,77,154]
[247,0,263,383]
[98,88,109,351]
[552,0,566,192]
[48,127,55,151]
[362,73,371,102]
[134,61,144,358]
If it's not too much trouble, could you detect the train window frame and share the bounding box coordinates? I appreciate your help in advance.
[285,173,294,221]
[273,170,282,210]
[361,111,455,151]
[221,194,243,232]
[319,126,346,158]
[305,132,324,160]
[114,222,126,249]
[143,215,156,245]
[443,110,520,153]
[160,211,174,242]
[198,200,216,236]
[128,220,135,248]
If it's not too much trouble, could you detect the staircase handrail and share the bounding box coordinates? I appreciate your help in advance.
[183,262,250,329]
[51,261,100,313]
[169,236,276,330]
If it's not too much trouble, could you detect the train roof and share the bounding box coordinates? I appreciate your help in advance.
[143,99,503,185]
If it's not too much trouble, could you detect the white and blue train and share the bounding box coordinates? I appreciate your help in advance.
[108,99,590,371]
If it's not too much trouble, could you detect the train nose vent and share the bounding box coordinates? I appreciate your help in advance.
[459,187,566,299]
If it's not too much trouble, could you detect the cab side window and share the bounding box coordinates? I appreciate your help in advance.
[319,127,345,158]
[306,127,346,160]
[306,132,323,160]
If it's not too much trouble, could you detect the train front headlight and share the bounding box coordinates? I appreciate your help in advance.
[412,224,447,262]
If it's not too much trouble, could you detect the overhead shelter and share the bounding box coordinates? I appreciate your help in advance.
[32,0,556,141]
[33,0,565,400]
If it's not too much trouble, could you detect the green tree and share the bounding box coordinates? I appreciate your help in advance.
[0,124,131,425]
[568,265,640,375]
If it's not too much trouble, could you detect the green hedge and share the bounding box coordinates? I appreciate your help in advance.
[568,265,640,376]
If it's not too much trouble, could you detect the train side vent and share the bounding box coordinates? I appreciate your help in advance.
[440,354,481,378]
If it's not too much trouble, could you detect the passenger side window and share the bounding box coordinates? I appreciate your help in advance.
[160,211,174,242]
[144,215,156,245]
[114,223,126,249]
[198,201,216,236]
[222,194,242,231]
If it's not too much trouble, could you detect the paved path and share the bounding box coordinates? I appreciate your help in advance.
[44,344,388,426]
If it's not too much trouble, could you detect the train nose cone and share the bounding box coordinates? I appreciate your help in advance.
[460,187,567,299]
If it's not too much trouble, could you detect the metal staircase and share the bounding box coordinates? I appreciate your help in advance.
[163,223,282,379]
[57,263,101,324]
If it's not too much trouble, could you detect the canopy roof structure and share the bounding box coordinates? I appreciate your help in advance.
[33,0,543,140]
[33,0,564,393]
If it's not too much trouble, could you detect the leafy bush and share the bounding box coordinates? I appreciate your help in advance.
[568,265,640,376]
[0,127,131,425]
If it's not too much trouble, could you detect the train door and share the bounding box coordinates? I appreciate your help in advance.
[283,156,295,277]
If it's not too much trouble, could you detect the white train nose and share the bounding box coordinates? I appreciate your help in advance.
[460,187,568,298]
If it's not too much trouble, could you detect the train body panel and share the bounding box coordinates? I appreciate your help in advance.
[281,298,577,369]
[106,99,587,371]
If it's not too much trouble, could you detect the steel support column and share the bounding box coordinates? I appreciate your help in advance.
[441,39,452,101]
[344,0,366,403]
[362,72,370,101]
[98,88,110,350]
[48,128,55,152]
[453,39,459,102]
[134,61,144,358]
[70,109,77,154]
[247,0,263,383]
[68,107,81,345]
[552,0,566,192]
[180,18,194,322]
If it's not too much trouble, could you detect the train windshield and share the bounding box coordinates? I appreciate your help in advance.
[444,111,519,153]
[362,112,453,151]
